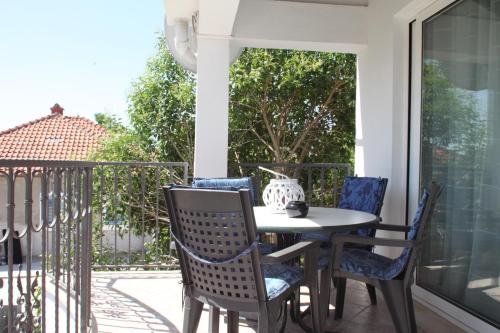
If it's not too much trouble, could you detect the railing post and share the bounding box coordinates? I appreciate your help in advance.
[7,168,15,333]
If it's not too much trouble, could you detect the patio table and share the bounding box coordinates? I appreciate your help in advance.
[253,206,378,333]
[253,206,378,233]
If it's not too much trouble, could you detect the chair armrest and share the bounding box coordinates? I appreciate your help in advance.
[332,234,416,248]
[332,234,416,270]
[372,223,411,232]
[262,240,320,264]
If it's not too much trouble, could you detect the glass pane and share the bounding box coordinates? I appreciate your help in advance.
[418,0,500,327]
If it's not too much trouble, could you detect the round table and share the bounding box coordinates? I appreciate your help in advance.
[253,206,378,233]
[253,206,378,333]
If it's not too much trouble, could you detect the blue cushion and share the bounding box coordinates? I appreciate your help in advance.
[339,177,388,237]
[389,190,430,277]
[259,242,277,255]
[263,264,303,300]
[300,231,332,248]
[340,248,398,280]
[302,177,387,248]
[192,177,258,206]
[339,190,430,280]
[317,248,331,269]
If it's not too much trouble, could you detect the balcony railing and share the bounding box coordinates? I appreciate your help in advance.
[0,158,350,332]
[92,162,188,270]
[0,160,95,333]
[0,159,189,333]
[234,162,352,207]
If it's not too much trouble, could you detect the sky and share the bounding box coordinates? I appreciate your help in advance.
[0,0,164,132]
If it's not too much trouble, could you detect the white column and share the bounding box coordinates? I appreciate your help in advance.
[194,37,230,178]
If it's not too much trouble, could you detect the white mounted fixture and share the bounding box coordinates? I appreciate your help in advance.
[164,0,242,73]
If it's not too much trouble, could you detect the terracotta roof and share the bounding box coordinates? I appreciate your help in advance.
[0,112,108,161]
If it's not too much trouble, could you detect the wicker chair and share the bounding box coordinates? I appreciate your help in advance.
[163,187,323,333]
[331,182,443,332]
[191,177,276,255]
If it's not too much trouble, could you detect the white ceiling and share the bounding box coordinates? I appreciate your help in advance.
[275,0,368,6]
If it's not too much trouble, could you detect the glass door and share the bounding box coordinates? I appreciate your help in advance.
[415,0,500,327]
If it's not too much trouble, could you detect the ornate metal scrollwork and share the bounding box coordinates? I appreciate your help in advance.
[14,266,41,333]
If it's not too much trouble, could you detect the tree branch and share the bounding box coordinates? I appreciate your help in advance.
[290,81,345,156]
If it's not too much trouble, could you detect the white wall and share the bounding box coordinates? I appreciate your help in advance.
[233,0,368,53]
[355,0,413,257]
[0,176,43,258]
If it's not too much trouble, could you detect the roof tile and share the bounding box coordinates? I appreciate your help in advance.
[0,114,108,160]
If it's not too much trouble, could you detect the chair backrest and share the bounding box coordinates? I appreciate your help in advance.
[192,177,259,206]
[338,176,388,236]
[163,187,267,308]
[386,182,443,282]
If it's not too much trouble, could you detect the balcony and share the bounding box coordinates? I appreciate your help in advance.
[0,159,463,332]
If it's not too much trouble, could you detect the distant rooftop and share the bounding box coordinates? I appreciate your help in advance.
[0,104,108,160]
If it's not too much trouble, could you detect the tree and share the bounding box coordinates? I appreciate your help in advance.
[125,38,356,172]
[127,39,196,169]
[229,48,355,170]
[91,113,181,268]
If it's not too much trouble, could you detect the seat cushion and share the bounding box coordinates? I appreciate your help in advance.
[263,264,303,300]
[340,248,406,280]
[317,248,331,269]
[300,231,332,248]
[258,242,277,255]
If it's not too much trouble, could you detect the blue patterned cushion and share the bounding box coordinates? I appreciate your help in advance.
[389,190,430,278]
[340,248,397,280]
[317,248,331,269]
[339,190,430,280]
[263,264,303,300]
[192,177,258,206]
[302,177,387,247]
[300,231,331,248]
[259,242,277,255]
[339,177,388,237]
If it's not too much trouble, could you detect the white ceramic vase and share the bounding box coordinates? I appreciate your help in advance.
[262,179,305,212]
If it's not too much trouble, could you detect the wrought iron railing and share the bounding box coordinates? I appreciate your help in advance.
[0,159,189,333]
[0,159,94,333]
[234,162,352,207]
[91,161,188,270]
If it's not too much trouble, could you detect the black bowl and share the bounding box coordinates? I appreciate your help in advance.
[285,201,309,218]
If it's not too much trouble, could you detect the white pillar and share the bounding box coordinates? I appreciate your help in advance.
[194,37,230,178]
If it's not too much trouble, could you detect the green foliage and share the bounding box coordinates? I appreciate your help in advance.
[229,48,356,171]
[127,38,197,168]
[92,37,358,267]
[125,38,356,172]
[422,63,485,153]
[90,114,183,269]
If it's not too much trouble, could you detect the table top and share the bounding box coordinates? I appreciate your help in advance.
[253,206,378,233]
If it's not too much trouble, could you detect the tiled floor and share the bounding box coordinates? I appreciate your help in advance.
[92,271,464,333]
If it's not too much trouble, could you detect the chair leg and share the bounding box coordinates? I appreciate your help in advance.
[405,286,418,333]
[209,306,220,333]
[366,283,377,305]
[334,277,346,320]
[309,276,323,333]
[257,305,277,333]
[290,289,300,323]
[379,280,417,333]
[319,267,332,323]
[183,296,203,333]
[227,310,239,333]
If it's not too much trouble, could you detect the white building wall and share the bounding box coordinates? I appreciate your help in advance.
[0,176,43,258]
[355,0,413,257]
